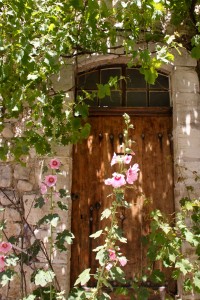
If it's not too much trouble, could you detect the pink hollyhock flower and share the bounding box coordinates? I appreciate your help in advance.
[123,154,132,164]
[40,183,47,195]
[111,153,117,166]
[44,175,57,187]
[106,263,113,271]
[49,158,61,169]
[0,242,12,254]
[105,173,126,188]
[111,173,126,188]
[108,249,117,261]
[126,164,139,184]
[0,255,5,272]
[119,256,128,267]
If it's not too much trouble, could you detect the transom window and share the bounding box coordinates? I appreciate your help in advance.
[77,66,170,107]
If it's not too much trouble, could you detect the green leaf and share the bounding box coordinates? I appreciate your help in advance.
[96,248,107,266]
[57,201,68,211]
[22,295,36,300]
[90,229,103,239]
[99,292,111,299]
[194,272,200,292]
[81,123,91,139]
[37,213,60,227]
[55,229,75,251]
[175,259,192,275]
[27,74,39,80]
[150,269,165,284]
[110,267,126,284]
[97,84,111,99]
[34,196,46,208]
[74,268,91,286]
[191,46,200,59]
[59,188,69,198]
[34,269,55,287]
[101,209,111,220]
[0,269,16,286]
[5,254,19,267]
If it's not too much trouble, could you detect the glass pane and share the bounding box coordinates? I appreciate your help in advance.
[126,68,146,89]
[100,91,122,107]
[126,92,147,107]
[149,92,170,107]
[77,91,98,106]
[101,68,122,88]
[77,70,99,90]
[150,74,169,89]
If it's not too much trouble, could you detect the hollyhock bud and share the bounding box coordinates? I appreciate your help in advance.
[123,154,132,164]
[40,183,47,194]
[49,158,61,169]
[44,175,57,187]
[119,256,128,267]
[126,163,139,184]
[108,249,117,261]
[0,242,12,254]
[0,255,5,272]
[106,263,113,271]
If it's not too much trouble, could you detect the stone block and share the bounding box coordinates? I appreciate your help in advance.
[172,48,197,67]
[1,125,14,138]
[17,180,33,192]
[172,67,199,93]
[51,145,73,157]
[14,164,30,180]
[0,190,19,206]
[0,165,12,187]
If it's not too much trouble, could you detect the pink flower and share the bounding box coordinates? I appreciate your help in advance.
[49,158,61,169]
[104,178,113,185]
[123,154,132,164]
[111,153,118,166]
[126,163,139,184]
[108,249,117,261]
[0,255,5,272]
[105,173,126,188]
[44,175,57,187]
[0,242,12,254]
[119,256,128,267]
[106,263,113,271]
[40,183,47,195]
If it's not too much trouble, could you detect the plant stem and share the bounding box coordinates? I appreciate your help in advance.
[50,186,54,300]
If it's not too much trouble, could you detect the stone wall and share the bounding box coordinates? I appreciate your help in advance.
[172,53,200,300]
[0,64,74,300]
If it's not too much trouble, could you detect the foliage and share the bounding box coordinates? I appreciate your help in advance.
[0,159,74,299]
[1,0,200,159]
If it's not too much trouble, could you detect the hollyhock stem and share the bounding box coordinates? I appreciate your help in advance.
[50,184,54,300]
[90,200,119,299]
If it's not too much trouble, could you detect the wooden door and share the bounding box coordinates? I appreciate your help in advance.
[71,109,174,296]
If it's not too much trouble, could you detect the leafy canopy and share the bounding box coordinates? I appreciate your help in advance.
[0,0,200,158]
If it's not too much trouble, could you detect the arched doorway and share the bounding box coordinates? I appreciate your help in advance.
[71,66,175,297]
